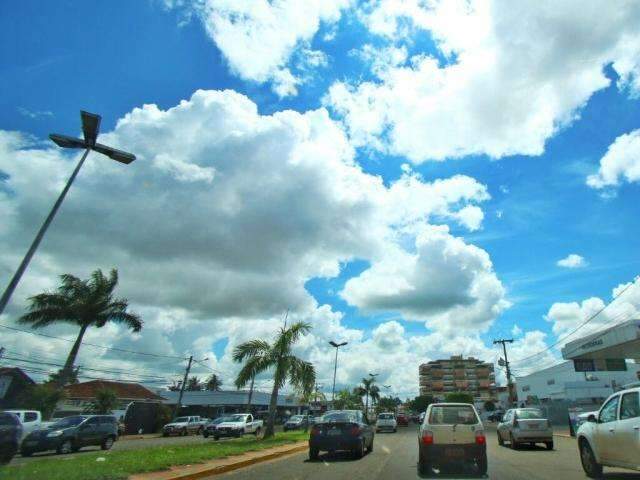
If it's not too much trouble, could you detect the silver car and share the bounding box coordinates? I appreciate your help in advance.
[497,408,553,450]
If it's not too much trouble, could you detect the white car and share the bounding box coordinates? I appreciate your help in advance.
[162,416,204,436]
[2,410,41,442]
[210,413,263,440]
[497,407,553,450]
[376,412,397,433]
[577,386,640,478]
[418,403,487,476]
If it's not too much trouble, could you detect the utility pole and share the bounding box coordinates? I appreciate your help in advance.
[329,340,347,408]
[174,355,193,419]
[494,339,515,407]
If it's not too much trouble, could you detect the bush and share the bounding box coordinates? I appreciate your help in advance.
[154,403,173,432]
[444,392,474,404]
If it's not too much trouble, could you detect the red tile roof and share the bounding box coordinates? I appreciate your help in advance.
[64,380,164,401]
[0,367,36,385]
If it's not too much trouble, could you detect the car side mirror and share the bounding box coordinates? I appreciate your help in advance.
[587,414,597,423]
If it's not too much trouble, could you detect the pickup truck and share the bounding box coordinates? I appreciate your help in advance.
[3,410,41,442]
[209,414,263,440]
[162,416,206,436]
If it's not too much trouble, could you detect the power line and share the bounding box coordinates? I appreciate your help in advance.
[509,279,639,366]
[0,323,188,360]
[0,363,169,385]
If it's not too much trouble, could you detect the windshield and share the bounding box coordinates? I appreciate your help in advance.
[173,417,189,423]
[222,415,246,422]
[516,409,544,419]
[378,413,394,419]
[429,406,478,425]
[0,413,18,426]
[322,411,357,423]
[289,415,304,421]
[51,416,87,429]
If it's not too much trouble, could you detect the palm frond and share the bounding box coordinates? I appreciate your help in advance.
[274,321,311,355]
[234,355,273,388]
[287,356,316,397]
[232,339,271,363]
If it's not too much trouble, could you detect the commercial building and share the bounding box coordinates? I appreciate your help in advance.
[515,360,640,404]
[419,355,496,402]
[561,319,640,366]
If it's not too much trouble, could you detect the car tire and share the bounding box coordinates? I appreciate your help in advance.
[367,438,374,453]
[477,453,488,476]
[203,431,209,438]
[509,433,518,450]
[197,427,203,435]
[255,427,261,437]
[162,432,168,437]
[213,435,220,441]
[545,441,554,450]
[101,436,115,451]
[181,428,187,436]
[20,449,33,458]
[309,447,319,460]
[57,439,73,455]
[579,440,603,479]
[498,431,504,446]
[354,438,365,459]
[418,446,431,475]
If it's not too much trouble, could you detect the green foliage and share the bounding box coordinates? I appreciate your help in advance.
[18,384,66,420]
[205,374,223,391]
[186,376,203,391]
[444,392,474,404]
[376,396,401,413]
[408,395,434,412]
[47,368,79,385]
[87,388,118,414]
[19,268,141,386]
[233,321,316,438]
[483,400,496,412]
[333,388,363,410]
[154,403,173,432]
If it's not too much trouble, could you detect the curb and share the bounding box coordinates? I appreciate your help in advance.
[152,442,308,480]
[553,433,573,439]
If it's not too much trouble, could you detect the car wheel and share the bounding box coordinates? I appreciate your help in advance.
[255,427,261,437]
[509,433,518,450]
[477,452,488,476]
[162,432,168,437]
[213,435,220,441]
[181,428,187,436]
[497,431,504,446]
[101,436,115,451]
[309,447,319,461]
[20,449,33,458]
[197,427,203,435]
[354,438,365,459]
[545,441,554,451]
[57,439,73,455]
[367,438,374,453]
[579,440,603,478]
[418,446,431,475]
[203,431,209,438]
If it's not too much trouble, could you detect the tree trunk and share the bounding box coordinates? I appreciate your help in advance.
[365,392,369,422]
[264,381,280,439]
[58,323,89,386]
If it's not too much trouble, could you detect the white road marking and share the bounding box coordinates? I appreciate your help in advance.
[381,445,390,454]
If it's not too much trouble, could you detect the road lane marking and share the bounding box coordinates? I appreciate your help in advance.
[381,445,390,454]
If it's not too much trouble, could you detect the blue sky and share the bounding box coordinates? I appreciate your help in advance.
[1,0,640,395]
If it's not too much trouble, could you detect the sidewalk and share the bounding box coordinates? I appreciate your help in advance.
[129,441,307,480]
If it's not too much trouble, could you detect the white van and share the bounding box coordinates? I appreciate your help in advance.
[2,410,42,441]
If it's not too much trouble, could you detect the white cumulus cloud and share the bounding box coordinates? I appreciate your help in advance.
[557,254,587,269]
[587,129,640,189]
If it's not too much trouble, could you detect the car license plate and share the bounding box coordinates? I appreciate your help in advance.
[445,447,464,457]
[328,429,341,436]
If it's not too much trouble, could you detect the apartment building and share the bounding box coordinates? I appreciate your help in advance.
[419,355,496,402]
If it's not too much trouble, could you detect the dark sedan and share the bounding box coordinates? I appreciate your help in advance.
[202,417,225,438]
[0,412,22,464]
[309,410,374,460]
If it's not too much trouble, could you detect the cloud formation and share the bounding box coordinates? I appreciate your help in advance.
[557,254,587,269]
[587,129,640,189]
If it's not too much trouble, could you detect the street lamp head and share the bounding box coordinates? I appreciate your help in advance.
[81,111,101,147]
[329,341,338,348]
[93,143,136,164]
[49,134,86,149]
[369,373,378,377]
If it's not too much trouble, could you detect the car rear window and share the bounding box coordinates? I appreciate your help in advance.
[429,405,478,425]
[378,413,394,419]
[515,409,544,419]
[323,411,357,423]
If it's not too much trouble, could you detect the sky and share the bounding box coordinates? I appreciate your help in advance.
[1,0,640,400]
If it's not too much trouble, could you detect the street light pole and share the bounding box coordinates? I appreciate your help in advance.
[329,340,348,408]
[0,111,135,317]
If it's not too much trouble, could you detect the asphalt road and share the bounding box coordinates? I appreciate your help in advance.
[215,426,640,480]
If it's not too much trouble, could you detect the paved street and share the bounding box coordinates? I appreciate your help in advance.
[215,426,640,480]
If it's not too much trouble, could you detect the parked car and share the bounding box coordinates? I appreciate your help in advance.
[210,413,263,440]
[487,410,505,422]
[376,412,397,433]
[418,403,487,476]
[21,415,118,456]
[202,417,225,438]
[309,410,374,460]
[0,412,22,464]
[577,386,640,478]
[419,411,426,424]
[2,410,41,442]
[396,413,409,426]
[162,416,204,436]
[284,414,309,431]
[497,407,553,450]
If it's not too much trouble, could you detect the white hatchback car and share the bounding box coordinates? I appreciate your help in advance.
[376,412,397,433]
[418,403,487,476]
[497,407,553,450]
[577,386,640,478]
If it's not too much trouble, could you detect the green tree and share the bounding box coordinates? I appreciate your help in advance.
[409,395,434,413]
[19,268,142,386]
[19,384,66,420]
[357,378,380,421]
[377,396,400,413]
[333,388,362,410]
[88,388,118,414]
[444,392,474,404]
[483,400,496,412]
[233,321,316,438]
[47,367,79,385]
[186,376,203,391]
[205,374,223,391]
[154,403,173,432]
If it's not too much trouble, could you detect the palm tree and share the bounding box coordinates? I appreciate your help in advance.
[186,376,203,391]
[357,378,380,421]
[205,374,223,391]
[19,268,142,386]
[233,321,316,438]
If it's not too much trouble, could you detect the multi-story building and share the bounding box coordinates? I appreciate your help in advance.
[419,355,496,402]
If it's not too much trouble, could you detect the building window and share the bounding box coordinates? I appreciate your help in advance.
[522,385,530,392]
[547,379,555,385]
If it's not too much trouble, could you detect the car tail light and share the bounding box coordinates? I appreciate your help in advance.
[350,424,361,436]
[311,426,321,436]
[421,430,434,445]
[475,431,486,445]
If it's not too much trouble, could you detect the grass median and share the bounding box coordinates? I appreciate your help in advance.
[1,430,309,480]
